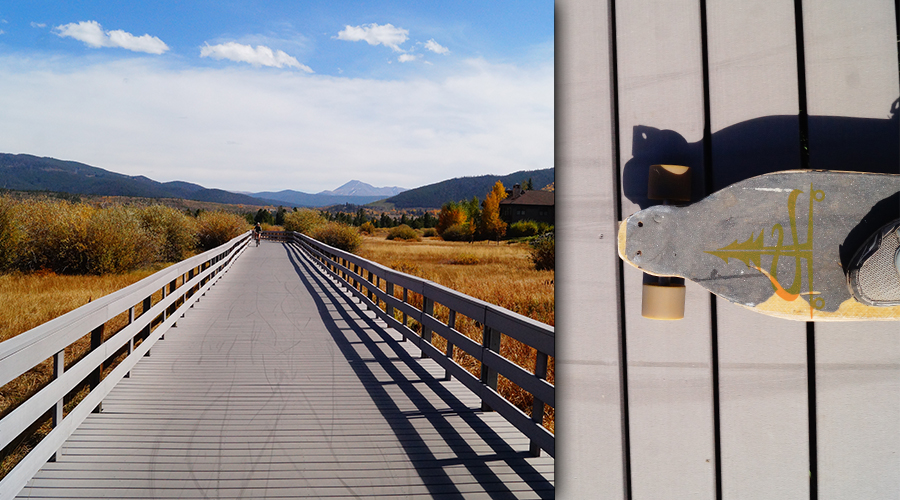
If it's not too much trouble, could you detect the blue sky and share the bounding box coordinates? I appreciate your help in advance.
[0,1,553,193]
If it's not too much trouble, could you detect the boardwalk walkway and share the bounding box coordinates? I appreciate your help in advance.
[16,241,554,499]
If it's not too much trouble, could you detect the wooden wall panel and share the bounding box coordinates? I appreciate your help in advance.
[705,0,811,497]
[614,1,716,498]
[555,1,626,498]
[558,0,898,495]
[802,3,900,498]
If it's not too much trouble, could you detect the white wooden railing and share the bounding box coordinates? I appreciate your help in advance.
[288,231,555,458]
[0,228,553,500]
[0,232,250,499]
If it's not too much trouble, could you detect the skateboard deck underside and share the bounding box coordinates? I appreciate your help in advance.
[619,170,900,321]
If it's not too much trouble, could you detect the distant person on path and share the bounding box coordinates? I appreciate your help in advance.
[254,222,261,245]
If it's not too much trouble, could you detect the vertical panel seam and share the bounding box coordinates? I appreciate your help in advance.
[608,0,632,498]
[896,0,900,97]
[806,323,818,500]
[697,0,722,498]
[794,1,818,499]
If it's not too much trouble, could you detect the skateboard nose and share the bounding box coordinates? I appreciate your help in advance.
[620,205,682,277]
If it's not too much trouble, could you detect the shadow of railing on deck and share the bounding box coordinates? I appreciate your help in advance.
[282,243,554,499]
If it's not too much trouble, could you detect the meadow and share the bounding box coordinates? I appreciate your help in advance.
[356,231,555,431]
[0,195,250,477]
[0,214,554,477]
[0,268,168,477]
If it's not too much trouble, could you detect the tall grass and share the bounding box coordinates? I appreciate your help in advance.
[0,195,245,272]
[0,268,165,478]
[356,236,555,431]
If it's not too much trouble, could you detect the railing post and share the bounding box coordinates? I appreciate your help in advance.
[125,306,134,378]
[386,282,395,318]
[159,285,167,339]
[168,279,178,327]
[480,325,501,412]
[89,324,104,413]
[420,297,433,358]
[49,349,64,461]
[401,289,409,341]
[530,351,549,457]
[444,310,456,381]
[142,296,152,356]
[375,275,381,309]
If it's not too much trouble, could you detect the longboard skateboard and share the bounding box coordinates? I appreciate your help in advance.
[618,169,900,321]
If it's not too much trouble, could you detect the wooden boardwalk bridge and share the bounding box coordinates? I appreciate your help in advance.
[1,234,554,499]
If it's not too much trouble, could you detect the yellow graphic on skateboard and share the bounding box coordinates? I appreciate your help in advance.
[705,185,824,317]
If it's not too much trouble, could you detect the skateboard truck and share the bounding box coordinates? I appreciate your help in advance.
[641,164,690,320]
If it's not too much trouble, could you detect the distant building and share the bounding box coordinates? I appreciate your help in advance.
[499,184,555,225]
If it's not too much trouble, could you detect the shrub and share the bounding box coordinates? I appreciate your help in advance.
[196,211,249,250]
[137,205,197,262]
[15,200,161,274]
[508,220,540,238]
[18,199,93,273]
[0,197,24,272]
[85,207,158,274]
[360,221,376,235]
[448,253,479,265]
[283,208,326,234]
[311,222,362,253]
[422,228,438,237]
[440,223,472,242]
[436,202,467,235]
[386,224,420,241]
[529,232,555,271]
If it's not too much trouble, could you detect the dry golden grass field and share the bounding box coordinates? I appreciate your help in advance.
[0,267,169,477]
[356,232,555,432]
[1,230,555,477]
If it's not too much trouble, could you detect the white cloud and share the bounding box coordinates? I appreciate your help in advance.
[200,42,313,72]
[31,22,46,28]
[0,55,552,193]
[424,39,449,55]
[53,21,169,54]
[398,54,419,63]
[336,23,408,52]
[0,30,4,35]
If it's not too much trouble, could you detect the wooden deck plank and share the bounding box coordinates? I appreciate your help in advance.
[17,241,553,499]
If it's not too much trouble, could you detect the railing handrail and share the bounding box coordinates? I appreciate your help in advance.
[287,231,555,457]
[0,231,251,500]
[0,234,250,387]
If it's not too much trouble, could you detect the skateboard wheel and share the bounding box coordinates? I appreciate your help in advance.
[648,164,691,202]
[642,283,686,320]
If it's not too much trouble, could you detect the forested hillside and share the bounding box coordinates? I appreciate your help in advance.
[379,168,554,209]
[0,154,273,206]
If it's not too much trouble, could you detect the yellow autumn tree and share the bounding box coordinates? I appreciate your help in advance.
[480,181,508,240]
[436,201,468,235]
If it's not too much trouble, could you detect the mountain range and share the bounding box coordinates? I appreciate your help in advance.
[0,154,279,206]
[1,153,553,210]
[253,180,407,207]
